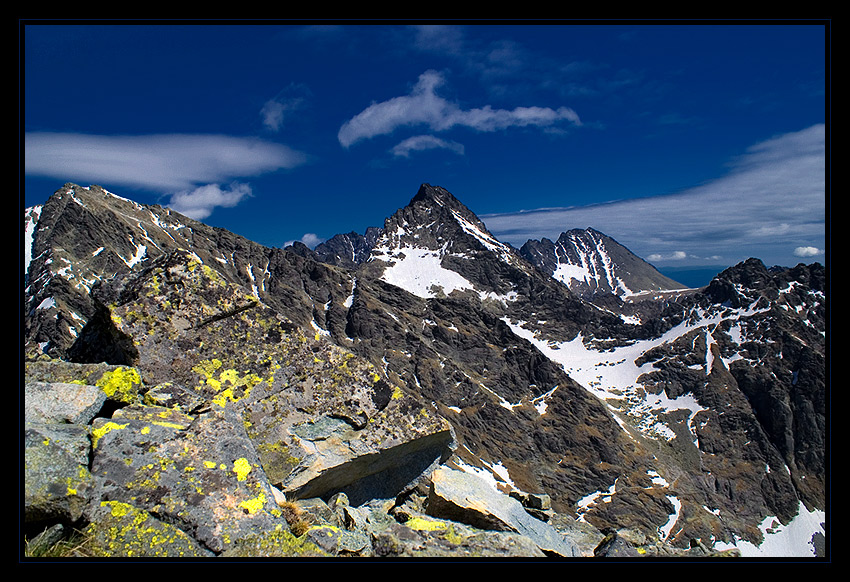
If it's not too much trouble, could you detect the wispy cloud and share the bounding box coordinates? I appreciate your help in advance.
[26,132,307,191]
[482,124,826,268]
[25,132,308,218]
[260,84,311,132]
[391,135,465,158]
[167,182,253,220]
[337,70,581,148]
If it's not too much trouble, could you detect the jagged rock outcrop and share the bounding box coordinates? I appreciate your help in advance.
[23,248,609,557]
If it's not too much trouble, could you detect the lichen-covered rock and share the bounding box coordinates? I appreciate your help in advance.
[219,529,330,558]
[25,361,145,406]
[78,249,455,508]
[83,500,213,558]
[88,403,288,554]
[25,425,95,525]
[371,515,549,558]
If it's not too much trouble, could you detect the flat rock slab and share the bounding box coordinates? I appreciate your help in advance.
[427,467,580,557]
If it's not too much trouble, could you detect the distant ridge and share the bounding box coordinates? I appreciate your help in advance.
[520,228,686,298]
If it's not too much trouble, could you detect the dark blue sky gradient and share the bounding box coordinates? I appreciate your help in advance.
[23,22,828,273]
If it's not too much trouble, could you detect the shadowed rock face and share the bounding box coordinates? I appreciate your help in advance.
[24,182,826,556]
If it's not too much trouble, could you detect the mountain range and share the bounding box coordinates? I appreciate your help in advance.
[22,182,827,558]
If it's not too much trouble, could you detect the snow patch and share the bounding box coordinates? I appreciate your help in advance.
[531,385,559,415]
[713,502,825,558]
[455,456,517,492]
[122,243,147,268]
[660,495,682,541]
[376,246,477,299]
[37,297,56,310]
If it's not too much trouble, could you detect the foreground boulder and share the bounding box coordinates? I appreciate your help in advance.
[426,467,581,557]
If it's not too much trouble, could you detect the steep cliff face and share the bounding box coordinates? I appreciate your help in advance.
[24,182,827,557]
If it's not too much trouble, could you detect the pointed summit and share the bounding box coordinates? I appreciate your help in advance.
[409,183,462,208]
[366,184,531,301]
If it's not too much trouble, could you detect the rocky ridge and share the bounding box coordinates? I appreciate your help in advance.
[23,183,826,558]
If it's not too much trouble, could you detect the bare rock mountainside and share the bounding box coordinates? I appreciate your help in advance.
[22,183,827,559]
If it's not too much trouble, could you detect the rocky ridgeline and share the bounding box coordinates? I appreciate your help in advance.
[24,182,825,558]
[25,249,738,558]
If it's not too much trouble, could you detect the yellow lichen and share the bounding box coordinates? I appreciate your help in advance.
[232,457,252,481]
[96,367,141,402]
[151,420,188,429]
[91,421,129,449]
[106,500,131,518]
[212,387,236,408]
[404,516,447,532]
[239,492,266,514]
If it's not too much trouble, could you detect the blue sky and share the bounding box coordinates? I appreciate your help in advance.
[23,22,828,277]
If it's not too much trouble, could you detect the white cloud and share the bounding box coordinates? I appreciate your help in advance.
[25,132,308,192]
[391,135,465,158]
[284,233,325,249]
[166,182,253,220]
[793,246,824,258]
[337,70,581,148]
[482,124,825,268]
[647,251,688,262]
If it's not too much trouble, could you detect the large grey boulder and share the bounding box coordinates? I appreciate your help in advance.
[26,381,107,425]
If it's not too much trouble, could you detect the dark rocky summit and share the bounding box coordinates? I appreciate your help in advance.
[22,183,827,558]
